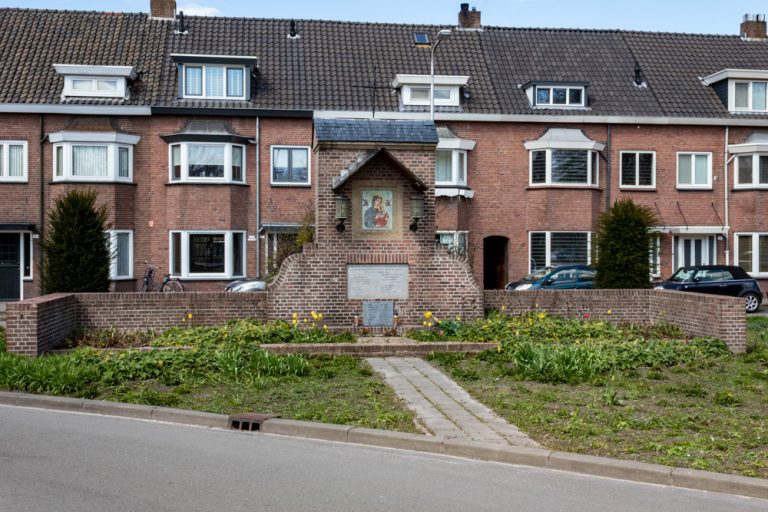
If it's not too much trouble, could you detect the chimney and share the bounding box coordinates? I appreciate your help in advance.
[740,14,767,40]
[458,3,481,29]
[150,0,176,19]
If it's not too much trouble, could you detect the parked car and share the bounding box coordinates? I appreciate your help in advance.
[655,265,763,313]
[512,264,596,291]
[224,279,267,292]
[505,266,555,291]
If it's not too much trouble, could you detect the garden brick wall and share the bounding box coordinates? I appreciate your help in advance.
[485,289,747,352]
[5,292,267,356]
[5,293,76,356]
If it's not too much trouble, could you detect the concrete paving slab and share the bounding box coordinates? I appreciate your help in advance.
[261,418,352,442]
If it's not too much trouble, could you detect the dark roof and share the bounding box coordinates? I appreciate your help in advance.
[315,119,438,144]
[1,7,768,119]
[0,9,167,105]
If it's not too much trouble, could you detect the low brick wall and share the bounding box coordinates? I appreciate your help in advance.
[75,292,268,332]
[6,292,267,356]
[6,294,77,357]
[485,289,746,353]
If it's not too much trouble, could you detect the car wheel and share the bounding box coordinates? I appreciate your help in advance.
[743,292,761,313]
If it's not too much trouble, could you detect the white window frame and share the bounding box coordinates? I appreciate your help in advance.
[168,142,246,183]
[649,236,661,278]
[528,231,592,271]
[52,142,133,183]
[0,141,28,182]
[402,85,459,106]
[734,232,768,277]
[734,153,768,189]
[436,231,469,256]
[63,76,126,99]
[529,149,599,187]
[676,152,712,190]
[732,80,768,112]
[107,230,134,280]
[533,85,586,108]
[182,64,246,100]
[169,230,246,279]
[270,145,311,186]
[435,149,467,187]
[620,150,656,189]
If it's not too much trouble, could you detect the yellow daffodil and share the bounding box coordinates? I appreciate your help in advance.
[187,313,193,319]
[423,320,428,327]
[607,309,613,315]
[292,313,298,319]
[497,344,502,353]
[424,311,433,319]
[318,313,323,320]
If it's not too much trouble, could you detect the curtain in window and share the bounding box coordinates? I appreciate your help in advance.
[738,235,753,270]
[436,151,452,182]
[290,148,308,182]
[72,146,108,177]
[227,68,244,97]
[118,147,129,178]
[694,154,708,184]
[738,156,753,184]
[171,145,181,181]
[272,148,289,181]
[205,66,225,97]
[232,146,243,182]
[735,83,749,109]
[188,144,225,178]
[754,82,767,111]
[115,232,130,277]
[8,145,23,177]
[185,67,202,96]
[678,155,692,184]
[531,151,546,183]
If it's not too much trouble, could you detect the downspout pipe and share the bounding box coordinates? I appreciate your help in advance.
[724,127,733,265]
[255,116,261,278]
[39,114,46,261]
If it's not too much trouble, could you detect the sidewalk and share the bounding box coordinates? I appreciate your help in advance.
[367,356,539,448]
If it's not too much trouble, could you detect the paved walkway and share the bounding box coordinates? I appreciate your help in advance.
[367,356,539,448]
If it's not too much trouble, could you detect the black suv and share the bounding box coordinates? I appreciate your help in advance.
[655,265,764,313]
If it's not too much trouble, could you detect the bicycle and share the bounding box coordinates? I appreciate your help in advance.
[141,262,185,292]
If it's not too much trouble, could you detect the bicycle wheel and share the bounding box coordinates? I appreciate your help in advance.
[162,279,184,293]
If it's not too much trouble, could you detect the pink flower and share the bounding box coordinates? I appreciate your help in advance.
[583,313,591,319]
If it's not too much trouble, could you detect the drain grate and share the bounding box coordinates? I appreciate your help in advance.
[228,413,276,432]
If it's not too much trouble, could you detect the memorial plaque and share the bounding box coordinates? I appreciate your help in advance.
[363,301,394,327]
[347,264,409,300]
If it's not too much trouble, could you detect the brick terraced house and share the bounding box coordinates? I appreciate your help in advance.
[1,1,768,302]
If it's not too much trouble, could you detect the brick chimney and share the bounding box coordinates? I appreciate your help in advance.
[458,3,481,29]
[150,0,176,19]
[741,14,766,40]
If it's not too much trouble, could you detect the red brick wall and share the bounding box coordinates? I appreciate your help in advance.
[5,293,76,356]
[484,289,746,352]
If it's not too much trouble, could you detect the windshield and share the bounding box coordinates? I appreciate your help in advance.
[525,267,553,282]
[668,268,696,282]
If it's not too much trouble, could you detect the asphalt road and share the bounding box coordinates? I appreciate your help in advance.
[1,405,766,512]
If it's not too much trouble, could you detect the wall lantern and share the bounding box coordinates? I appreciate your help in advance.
[335,195,349,232]
[409,195,425,232]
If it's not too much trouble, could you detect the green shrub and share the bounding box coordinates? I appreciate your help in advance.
[594,198,658,289]
[39,189,111,293]
[0,326,6,353]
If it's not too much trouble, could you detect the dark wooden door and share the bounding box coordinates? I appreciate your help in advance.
[0,234,20,300]
[483,236,509,290]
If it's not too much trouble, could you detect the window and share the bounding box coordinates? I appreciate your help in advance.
[529,149,599,186]
[54,65,135,99]
[735,233,768,275]
[534,85,585,107]
[677,152,711,189]
[436,231,468,257]
[734,81,768,112]
[402,85,458,106]
[649,236,661,278]
[169,230,246,279]
[735,154,768,188]
[620,151,655,188]
[52,143,133,182]
[182,64,245,99]
[436,149,467,186]
[107,230,133,280]
[529,232,591,270]
[168,142,245,183]
[271,146,310,186]
[0,141,27,182]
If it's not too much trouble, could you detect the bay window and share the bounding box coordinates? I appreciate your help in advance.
[735,154,768,188]
[52,143,134,182]
[169,142,245,183]
[735,233,768,276]
[436,149,467,186]
[169,230,246,279]
[530,149,599,186]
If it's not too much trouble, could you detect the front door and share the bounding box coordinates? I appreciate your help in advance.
[0,234,20,301]
[483,236,509,289]
[673,235,716,270]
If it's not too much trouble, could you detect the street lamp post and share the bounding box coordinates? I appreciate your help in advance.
[430,29,452,121]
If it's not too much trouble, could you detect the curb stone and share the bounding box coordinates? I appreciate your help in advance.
[1,391,767,501]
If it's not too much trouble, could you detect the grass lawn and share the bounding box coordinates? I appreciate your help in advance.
[0,322,418,434]
[428,315,768,478]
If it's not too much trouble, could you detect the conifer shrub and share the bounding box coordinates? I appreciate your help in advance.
[39,189,111,293]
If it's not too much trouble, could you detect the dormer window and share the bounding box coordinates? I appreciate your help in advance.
[171,54,257,101]
[524,81,588,109]
[702,69,768,113]
[392,74,469,107]
[54,64,136,99]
